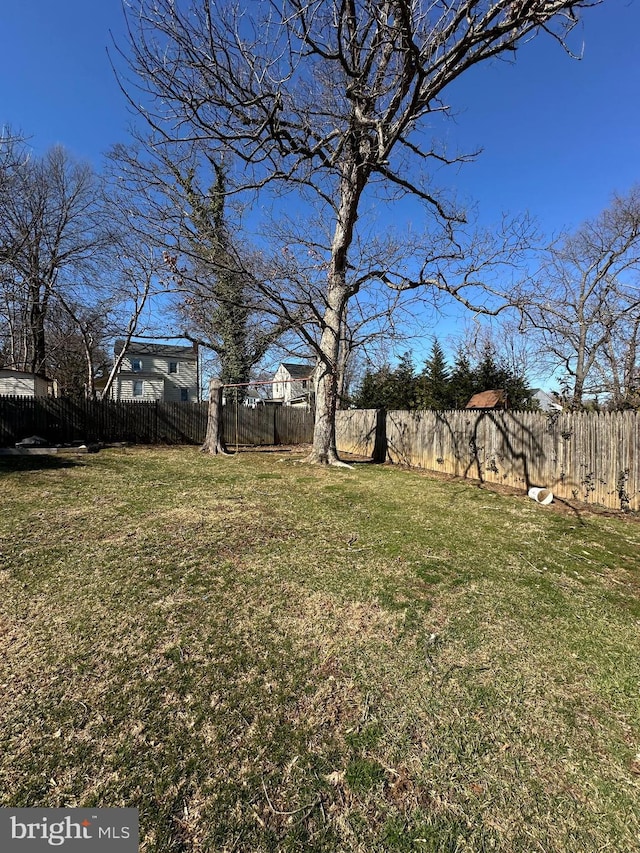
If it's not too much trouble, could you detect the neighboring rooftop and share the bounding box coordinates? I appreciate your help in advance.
[114,340,198,359]
[279,362,315,379]
[531,389,563,412]
[465,390,508,410]
[0,367,52,381]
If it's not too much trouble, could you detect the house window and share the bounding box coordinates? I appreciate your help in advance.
[131,358,142,372]
[169,361,178,374]
[180,388,189,402]
[133,380,143,397]
[302,380,308,389]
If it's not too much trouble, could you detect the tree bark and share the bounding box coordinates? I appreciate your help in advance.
[201,377,230,455]
[306,292,345,464]
[306,167,362,465]
[29,295,47,374]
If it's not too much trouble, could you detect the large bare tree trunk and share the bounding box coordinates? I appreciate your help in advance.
[201,377,230,455]
[29,295,47,374]
[306,171,361,465]
[306,289,346,464]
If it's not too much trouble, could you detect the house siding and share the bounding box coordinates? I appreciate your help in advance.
[111,348,198,402]
[273,365,290,402]
[115,376,165,401]
[273,364,313,405]
[0,372,50,397]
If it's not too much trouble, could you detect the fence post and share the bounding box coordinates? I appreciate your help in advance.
[373,408,388,462]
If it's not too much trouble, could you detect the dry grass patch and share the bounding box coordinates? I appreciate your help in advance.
[0,446,638,852]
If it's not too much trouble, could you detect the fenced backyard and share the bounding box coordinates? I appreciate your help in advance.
[1,446,639,852]
[1,396,638,510]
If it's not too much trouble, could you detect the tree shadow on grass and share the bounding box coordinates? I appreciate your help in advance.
[0,454,84,475]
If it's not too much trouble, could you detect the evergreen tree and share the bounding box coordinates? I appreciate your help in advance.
[474,342,507,391]
[471,342,533,409]
[354,343,534,411]
[390,352,418,409]
[353,364,394,409]
[449,348,476,409]
[353,353,418,409]
[418,339,451,409]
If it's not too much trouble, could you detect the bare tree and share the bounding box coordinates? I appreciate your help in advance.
[0,144,110,374]
[0,132,31,367]
[44,299,110,397]
[521,187,640,408]
[120,0,601,463]
[0,139,162,394]
[107,138,294,401]
[599,312,640,409]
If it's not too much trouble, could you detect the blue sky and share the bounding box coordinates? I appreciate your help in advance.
[2,0,638,234]
[1,0,639,379]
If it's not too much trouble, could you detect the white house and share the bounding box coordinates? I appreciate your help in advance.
[222,386,264,409]
[0,368,54,398]
[272,362,315,407]
[107,341,199,402]
[531,389,563,413]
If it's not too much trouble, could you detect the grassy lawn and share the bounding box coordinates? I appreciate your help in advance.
[0,446,639,852]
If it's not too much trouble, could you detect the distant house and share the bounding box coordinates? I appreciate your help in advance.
[531,389,563,413]
[106,340,199,402]
[272,362,315,407]
[243,387,264,409]
[0,368,55,398]
[465,389,508,410]
[222,386,264,409]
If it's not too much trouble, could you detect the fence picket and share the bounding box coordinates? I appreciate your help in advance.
[2,396,637,510]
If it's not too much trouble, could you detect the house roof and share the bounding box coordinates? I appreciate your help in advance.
[0,367,52,382]
[114,340,197,359]
[465,389,507,409]
[279,362,314,379]
[531,389,563,412]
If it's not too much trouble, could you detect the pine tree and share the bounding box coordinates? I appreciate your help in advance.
[353,353,418,409]
[390,352,418,409]
[353,365,394,409]
[418,339,451,409]
[471,342,533,409]
[449,348,476,409]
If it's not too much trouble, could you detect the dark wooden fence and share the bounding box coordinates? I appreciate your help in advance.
[222,405,313,447]
[0,396,314,448]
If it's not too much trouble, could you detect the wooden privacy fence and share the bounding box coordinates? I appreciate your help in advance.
[0,396,314,448]
[222,405,313,447]
[336,408,640,512]
[0,397,209,445]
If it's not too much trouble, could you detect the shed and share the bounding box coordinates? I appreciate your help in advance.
[0,368,54,398]
[465,389,508,410]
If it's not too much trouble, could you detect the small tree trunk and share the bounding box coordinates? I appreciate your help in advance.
[201,377,230,454]
[29,299,47,374]
[336,309,352,410]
